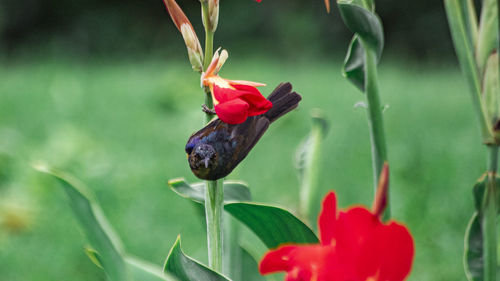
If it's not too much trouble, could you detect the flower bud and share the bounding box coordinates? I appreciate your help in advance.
[202,0,219,33]
[180,24,204,71]
[163,0,204,71]
[208,0,219,32]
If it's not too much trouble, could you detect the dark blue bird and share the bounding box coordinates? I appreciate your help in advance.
[185,82,302,180]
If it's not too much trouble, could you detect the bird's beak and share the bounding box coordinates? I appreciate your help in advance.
[204,158,210,168]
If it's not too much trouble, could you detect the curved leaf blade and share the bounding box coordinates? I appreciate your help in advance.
[338,2,384,57]
[168,179,251,204]
[224,202,319,249]
[34,164,130,281]
[464,175,500,281]
[464,212,483,281]
[164,236,230,281]
[343,36,366,91]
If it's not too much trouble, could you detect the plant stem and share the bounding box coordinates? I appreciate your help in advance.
[205,180,224,272]
[483,145,498,281]
[363,42,390,220]
[201,1,223,272]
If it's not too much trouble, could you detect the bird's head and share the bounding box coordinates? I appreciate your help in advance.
[186,142,217,179]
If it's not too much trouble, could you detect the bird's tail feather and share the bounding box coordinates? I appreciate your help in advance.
[264,82,302,123]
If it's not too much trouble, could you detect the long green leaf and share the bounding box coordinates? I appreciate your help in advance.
[476,0,498,71]
[168,179,251,204]
[127,256,177,281]
[296,110,329,227]
[337,2,384,57]
[445,0,493,141]
[224,202,319,249]
[34,164,131,281]
[85,249,174,281]
[164,236,230,281]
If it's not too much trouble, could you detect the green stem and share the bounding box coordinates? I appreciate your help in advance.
[205,180,224,272]
[201,1,222,272]
[363,42,390,220]
[202,3,214,71]
[483,145,498,281]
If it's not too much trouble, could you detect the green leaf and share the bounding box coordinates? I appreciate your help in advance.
[296,109,329,226]
[168,179,251,204]
[342,36,366,91]
[465,212,484,281]
[445,0,492,141]
[164,236,230,281]
[127,256,177,281]
[476,0,498,71]
[337,2,384,57]
[239,227,282,281]
[464,175,500,281]
[224,202,319,249]
[34,164,131,281]
[239,247,267,281]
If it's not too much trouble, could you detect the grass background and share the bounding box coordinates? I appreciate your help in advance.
[0,55,483,280]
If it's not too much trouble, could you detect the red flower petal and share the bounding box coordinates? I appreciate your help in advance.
[259,244,340,281]
[212,84,272,123]
[373,222,415,281]
[214,98,249,124]
[259,245,297,274]
[259,191,415,281]
[318,191,337,246]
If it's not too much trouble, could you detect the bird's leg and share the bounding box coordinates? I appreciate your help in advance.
[202,104,216,115]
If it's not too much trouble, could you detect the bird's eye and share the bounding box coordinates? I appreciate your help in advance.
[185,143,195,154]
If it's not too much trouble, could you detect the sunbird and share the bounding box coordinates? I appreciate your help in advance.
[186,82,302,180]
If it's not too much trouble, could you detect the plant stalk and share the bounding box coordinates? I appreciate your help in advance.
[363,42,390,220]
[205,180,224,272]
[483,145,498,281]
[201,1,223,272]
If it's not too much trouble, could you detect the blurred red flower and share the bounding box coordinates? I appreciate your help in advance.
[259,191,414,281]
[202,50,272,124]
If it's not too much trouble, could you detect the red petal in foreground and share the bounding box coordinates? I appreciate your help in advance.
[259,191,415,281]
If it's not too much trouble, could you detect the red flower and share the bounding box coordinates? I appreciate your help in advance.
[259,191,414,281]
[202,49,272,124]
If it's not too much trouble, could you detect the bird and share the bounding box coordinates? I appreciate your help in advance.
[185,82,302,180]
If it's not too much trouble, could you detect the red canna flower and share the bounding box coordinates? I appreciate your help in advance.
[202,49,273,124]
[259,177,414,280]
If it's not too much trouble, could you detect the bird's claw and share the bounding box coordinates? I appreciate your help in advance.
[202,104,216,115]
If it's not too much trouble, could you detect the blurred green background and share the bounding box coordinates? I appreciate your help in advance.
[0,0,485,280]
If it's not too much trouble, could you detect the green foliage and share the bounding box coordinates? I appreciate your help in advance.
[224,202,318,249]
[0,58,485,280]
[34,165,170,281]
[164,236,230,281]
[168,179,251,204]
[464,175,500,281]
[34,164,131,281]
[444,0,492,141]
[337,2,384,92]
[296,110,329,226]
